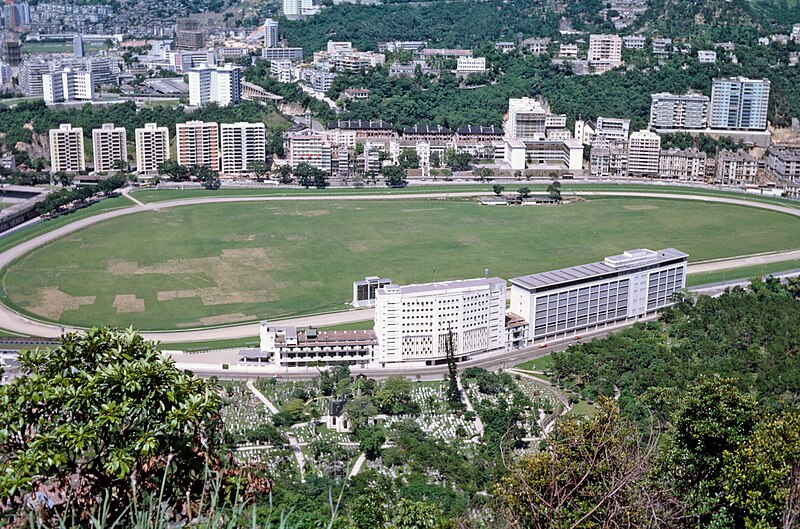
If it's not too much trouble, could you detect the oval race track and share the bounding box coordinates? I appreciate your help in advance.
[0,190,798,342]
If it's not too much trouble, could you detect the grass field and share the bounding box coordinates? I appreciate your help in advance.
[2,196,800,330]
[686,259,800,287]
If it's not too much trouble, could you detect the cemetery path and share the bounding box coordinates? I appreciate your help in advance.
[245,379,306,481]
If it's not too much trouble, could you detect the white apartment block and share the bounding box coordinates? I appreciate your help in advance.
[658,148,707,180]
[623,35,645,49]
[373,277,507,366]
[593,116,631,145]
[559,43,578,58]
[588,34,622,72]
[649,92,709,130]
[92,123,127,173]
[715,150,759,184]
[627,129,661,176]
[188,64,241,106]
[506,97,548,141]
[49,123,85,173]
[220,122,266,176]
[264,18,279,48]
[0,62,11,85]
[135,123,170,176]
[283,0,315,16]
[590,143,627,178]
[42,69,94,104]
[456,56,486,73]
[698,50,717,63]
[271,59,294,83]
[793,24,800,42]
[284,129,332,173]
[510,249,688,344]
[176,120,220,169]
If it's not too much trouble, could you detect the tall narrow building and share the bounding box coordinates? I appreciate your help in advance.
[627,129,661,177]
[220,122,266,176]
[709,77,770,131]
[135,123,170,177]
[49,124,85,173]
[92,123,127,173]
[188,64,241,107]
[176,120,220,169]
[264,18,279,48]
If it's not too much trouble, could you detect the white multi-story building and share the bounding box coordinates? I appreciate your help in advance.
[188,64,241,106]
[271,59,294,83]
[698,50,717,63]
[506,97,549,141]
[767,145,800,182]
[649,92,709,130]
[627,129,661,177]
[49,123,85,173]
[135,123,170,177]
[715,150,759,184]
[510,249,688,344]
[373,277,507,366]
[264,18,279,48]
[42,68,94,104]
[588,34,622,72]
[92,123,127,173]
[623,35,646,49]
[455,56,486,73]
[709,77,770,131]
[283,0,315,16]
[19,59,51,96]
[220,122,266,176]
[176,120,220,169]
[593,116,630,145]
[0,62,11,85]
[559,43,578,58]
[284,129,332,173]
[504,98,582,171]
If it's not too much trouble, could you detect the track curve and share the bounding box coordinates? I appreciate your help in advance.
[0,190,796,341]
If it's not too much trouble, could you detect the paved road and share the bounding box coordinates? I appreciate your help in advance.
[0,190,797,341]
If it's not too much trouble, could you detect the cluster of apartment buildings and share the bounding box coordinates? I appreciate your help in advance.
[46,120,267,177]
[19,55,119,101]
[243,248,688,368]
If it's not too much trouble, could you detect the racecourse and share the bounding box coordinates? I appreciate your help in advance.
[0,189,797,340]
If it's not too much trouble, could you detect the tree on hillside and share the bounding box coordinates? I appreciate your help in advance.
[382,164,408,188]
[496,399,686,529]
[444,329,462,408]
[0,328,264,524]
[373,376,418,415]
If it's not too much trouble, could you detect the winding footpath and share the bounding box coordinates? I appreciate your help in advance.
[0,190,798,341]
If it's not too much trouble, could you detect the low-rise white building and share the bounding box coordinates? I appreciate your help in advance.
[456,56,486,73]
[698,50,717,63]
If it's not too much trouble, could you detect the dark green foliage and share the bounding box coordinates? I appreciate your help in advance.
[381,164,408,188]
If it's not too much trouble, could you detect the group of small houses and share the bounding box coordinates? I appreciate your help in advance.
[240,248,689,371]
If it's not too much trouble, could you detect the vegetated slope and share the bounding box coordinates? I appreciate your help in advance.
[280,0,614,53]
[632,0,768,40]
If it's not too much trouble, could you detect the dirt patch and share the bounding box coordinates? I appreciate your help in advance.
[176,312,256,328]
[28,288,95,320]
[622,205,659,211]
[157,290,198,301]
[113,294,145,313]
[220,234,257,242]
[275,209,330,217]
[285,234,303,241]
[401,208,447,213]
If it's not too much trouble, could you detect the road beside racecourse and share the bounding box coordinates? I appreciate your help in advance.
[0,190,798,340]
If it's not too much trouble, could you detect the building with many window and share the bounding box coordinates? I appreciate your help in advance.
[588,34,622,73]
[658,148,707,180]
[510,248,688,344]
[176,120,220,169]
[709,77,770,131]
[592,116,631,146]
[261,47,304,62]
[92,123,127,173]
[767,145,800,182]
[627,129,661,177]
[42,68,94,104]
[264,18,279,48]
[649,92,709,131]
[455,56,486,73]
[49,123,85,173]
[220,122,266,176]
[284,128,332,173]
[715,149,759,184]
[188,64,241,107]
[373,277,507,366]
[245,323,376,368]
[135,123,169,177]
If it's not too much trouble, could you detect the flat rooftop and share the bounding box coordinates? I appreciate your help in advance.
[510,248,688,291]
[380,277,506,296]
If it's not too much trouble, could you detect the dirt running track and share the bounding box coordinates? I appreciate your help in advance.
[0,190,796,341]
